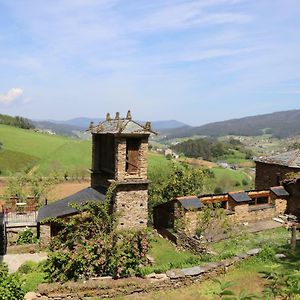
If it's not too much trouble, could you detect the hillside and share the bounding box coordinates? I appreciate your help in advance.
[162,109,300,139]
[0,124,168,176]
[49,118,188,131]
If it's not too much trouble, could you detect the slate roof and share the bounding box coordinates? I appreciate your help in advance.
[37,186,107,222]
[228,192,252,203]
[177,196,203,210]
[254,149,300,168]
[270,186,289,197]
[89,115,156,135]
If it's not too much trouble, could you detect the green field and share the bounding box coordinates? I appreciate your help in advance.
[209,167,254,193]
[0,124,172,176]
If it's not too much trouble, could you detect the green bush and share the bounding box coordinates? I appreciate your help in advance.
[242,179,249,186]
[17,228,38,245]
[0,263,25,300]
[44,199,150,282]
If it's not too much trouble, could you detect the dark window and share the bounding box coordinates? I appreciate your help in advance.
[248,199,256,206]
[126,138,141,174]
[256,197,269,205]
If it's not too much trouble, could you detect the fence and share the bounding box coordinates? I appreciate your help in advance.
[2,204,37,225]
[0,213,7,255]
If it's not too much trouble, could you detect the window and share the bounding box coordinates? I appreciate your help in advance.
[256,197,269,205]
[126,138,141,174]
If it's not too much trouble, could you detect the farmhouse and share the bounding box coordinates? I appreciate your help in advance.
[37,111,155,242]
[254,149,300,190]
[153,187,288,238]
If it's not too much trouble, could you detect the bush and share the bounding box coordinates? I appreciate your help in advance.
[17,228,38,245]
[214,186,223,194]
[44,200,150,282]
[242,179,249,186]
[0,263,25,300]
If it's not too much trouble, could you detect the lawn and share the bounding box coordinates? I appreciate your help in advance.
[117,227,298,300]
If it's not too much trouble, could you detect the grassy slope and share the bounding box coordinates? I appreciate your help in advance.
[0,124,171,175]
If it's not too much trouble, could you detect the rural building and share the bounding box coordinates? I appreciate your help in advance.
[37,111,155,242]
[153,187,288,238]
[254,149,300,190]
[282,177,300,218]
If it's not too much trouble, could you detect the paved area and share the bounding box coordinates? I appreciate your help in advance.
[0,252,48,273]
[246,220,283,233]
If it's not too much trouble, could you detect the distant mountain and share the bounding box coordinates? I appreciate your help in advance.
[49,118,188,131]
[33,121,84,137]
[163,109,300,139]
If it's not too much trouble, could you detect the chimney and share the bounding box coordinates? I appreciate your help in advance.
[106,113,112,121]
[144,121,152,131]
[115,112,120,120]
[126,110,132,120]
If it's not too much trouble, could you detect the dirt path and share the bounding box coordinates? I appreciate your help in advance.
[0,252,48,273]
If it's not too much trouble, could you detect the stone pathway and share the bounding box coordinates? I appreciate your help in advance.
[0,252,48,273]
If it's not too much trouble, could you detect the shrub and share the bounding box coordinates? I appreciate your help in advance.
[242,179,249,186]
[0,263,25,300]
[214,186,223,194]
[44,199,150,282]
[17,228,38,245]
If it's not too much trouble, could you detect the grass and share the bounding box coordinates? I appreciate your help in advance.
[142,227,290,275]
[0,149,38,175]
[116,228,297,300]
[141,235,204,274]
[209,167,254,192]
[0,124,172,176]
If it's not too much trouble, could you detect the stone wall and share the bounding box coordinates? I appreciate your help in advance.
[255,161,300,190]
[184,211,198,235]
[39,224,51,246]
[283,179,300,217]
[25,248,261,300]
[176,231,206,254]
[114,184,148,229]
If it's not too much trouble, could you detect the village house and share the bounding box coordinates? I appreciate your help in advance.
[153,187,288,238]
[254,149,300,190]
[37,111,155,243]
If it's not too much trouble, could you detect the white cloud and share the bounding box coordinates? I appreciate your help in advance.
[0,88,23,105]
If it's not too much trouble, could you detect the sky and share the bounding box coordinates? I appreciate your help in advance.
[0,0,299,126]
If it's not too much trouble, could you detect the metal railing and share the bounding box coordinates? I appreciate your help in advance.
[3,205,37,224]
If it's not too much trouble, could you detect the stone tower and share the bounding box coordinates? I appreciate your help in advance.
[89,111,154,228]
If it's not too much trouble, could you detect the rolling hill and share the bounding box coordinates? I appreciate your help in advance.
[162,109,300,139]
[0,124,168,176]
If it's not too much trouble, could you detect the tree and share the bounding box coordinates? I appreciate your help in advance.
[148,163,210,222]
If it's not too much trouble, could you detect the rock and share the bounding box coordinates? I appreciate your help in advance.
[39,297,49,300]
[166,269,185,279]
[236,252,249,259]
[275,253,286,259]
[181,266,205,276]
[146,255,155,265]
[247,248,261,255]
[24,292,38,300]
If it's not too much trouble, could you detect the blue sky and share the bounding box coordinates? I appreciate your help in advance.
[0,0,299,125]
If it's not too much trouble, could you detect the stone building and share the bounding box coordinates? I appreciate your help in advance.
[153,187,288,238]
[37,111,154,241]
[282,177,300,218]
[254,149,300,190]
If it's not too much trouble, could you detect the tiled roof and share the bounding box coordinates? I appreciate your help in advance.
[177,196,203,209]
[89,111,156,135]
[37,186,107,222]
[270,186,289,197]
[254,149,300,168]
[228,192,252,203]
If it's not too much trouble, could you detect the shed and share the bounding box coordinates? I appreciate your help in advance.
[37,186,107,223]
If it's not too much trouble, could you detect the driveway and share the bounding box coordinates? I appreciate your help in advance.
[0,252,47,273]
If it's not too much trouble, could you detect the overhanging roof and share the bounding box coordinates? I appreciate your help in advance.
[254,149,300,168]
[177,196,203,210]
[229,192,252,203]
[270,186,289,197]
[37,186,107,222]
